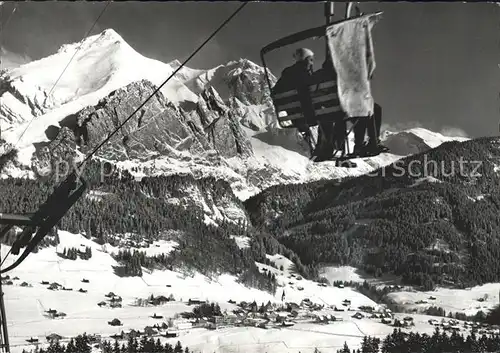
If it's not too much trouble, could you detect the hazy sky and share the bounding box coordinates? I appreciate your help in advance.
[0,1,499,138]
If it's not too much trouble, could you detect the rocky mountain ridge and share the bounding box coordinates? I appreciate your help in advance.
[0,28,468,205]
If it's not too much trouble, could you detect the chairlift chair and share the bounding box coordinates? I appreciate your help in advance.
[260,3,383,162]
[0,171,87,273]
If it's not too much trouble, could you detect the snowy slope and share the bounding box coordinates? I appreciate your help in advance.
[0,28,470,201]
[0,29,197,150]
[2,231,482,353]
[183,58,276,104]
[381,127,469,156]
[386,285,500,316]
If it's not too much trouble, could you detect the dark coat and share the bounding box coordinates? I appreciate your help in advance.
[272,62,315,130]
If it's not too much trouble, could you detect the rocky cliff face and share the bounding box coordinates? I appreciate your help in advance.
[32,79,254,172]
[0,28,468,203]
[224,59,276,106]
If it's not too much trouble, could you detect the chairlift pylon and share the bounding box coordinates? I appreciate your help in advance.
[260,2,384,163]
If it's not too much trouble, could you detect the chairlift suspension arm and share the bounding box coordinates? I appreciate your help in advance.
[0,2,246,275]
[0,180,87,274]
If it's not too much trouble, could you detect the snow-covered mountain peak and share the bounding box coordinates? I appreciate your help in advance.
[226,58,266,73]
[167,59,182,69]
[381,127,469,156]
[0,28,471,201]
[56,28,128,56]
[0,28,198,128]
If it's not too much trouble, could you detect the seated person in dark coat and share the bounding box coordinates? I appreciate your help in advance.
[272,48,316,137]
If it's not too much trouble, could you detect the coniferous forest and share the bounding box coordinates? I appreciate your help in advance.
[4,138,500,294]
[20,327,500,353]
[0,159,297,292]
[337,327,500,353]
[246,137,500,289]
[21,333,192,353]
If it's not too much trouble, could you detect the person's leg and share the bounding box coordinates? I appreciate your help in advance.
[353,118,367,155]
[312,123,325,158]
[333,119,347,155]
[365,103,389,154]
[321,121,335,157]
[296,120,316,157]
[366,116,378,149]
[312,121,333,161]
[374,103,382,143]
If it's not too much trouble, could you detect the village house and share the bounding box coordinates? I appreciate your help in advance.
[403,316,414,326]
[143,326,158,337]
[286,302,300,311]
[188,298,206,305]
[173,318,192,330]
[149,295,170,306]
[87,334,102,344]
[48,282,62,290]
[45,309,61,319]
[352,312,364,319]
[315,315,329,324]
[381,317,392,325]
[110,295,122,303]
[163,330,179,338]
[212,315,238,329]
[108,318,122,326]
[46,333,63,343]
[110,333,123,340]
[359,306,375,313]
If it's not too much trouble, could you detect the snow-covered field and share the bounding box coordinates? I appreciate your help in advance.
[320,265,500,317]
[387,285,500,316]
[319,266,367,284]
[0,25,482,353]
[2,230,495,353]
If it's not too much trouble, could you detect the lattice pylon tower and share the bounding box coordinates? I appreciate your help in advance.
[0,279,10,353]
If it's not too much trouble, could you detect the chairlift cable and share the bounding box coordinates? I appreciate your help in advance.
[78,1,248,169]
[0,1,248,273]
[11,0,112,150]
[0,3,17,36]
[0,1,111,270]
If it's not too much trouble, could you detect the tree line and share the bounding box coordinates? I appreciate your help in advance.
[336,327,500,353]
[0,160,283,293]
[245,137,500,290]
[21,333,192,353]
[60,247,92,260]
